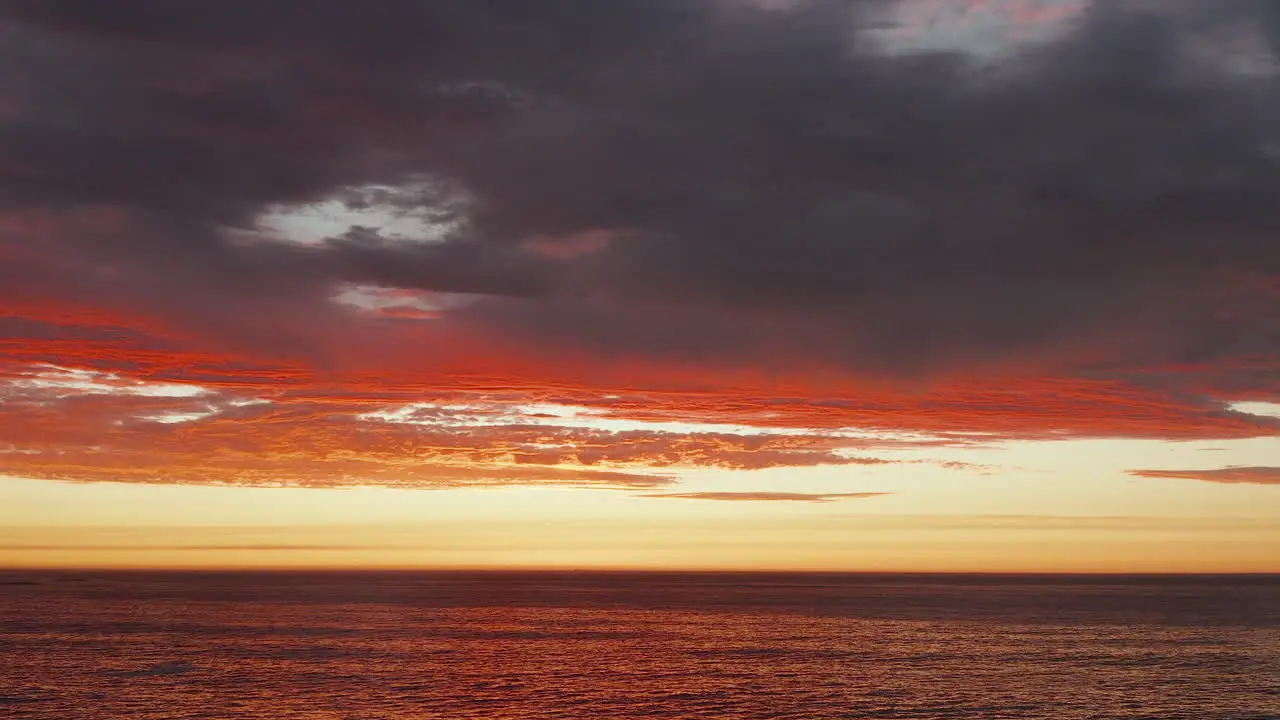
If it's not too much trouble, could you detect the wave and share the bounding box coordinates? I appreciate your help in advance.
[116,661,196,678]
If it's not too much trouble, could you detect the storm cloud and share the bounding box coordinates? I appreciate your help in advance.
[1,0,1278,382]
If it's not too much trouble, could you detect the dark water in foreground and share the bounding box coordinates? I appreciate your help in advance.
[1,572,1277,719]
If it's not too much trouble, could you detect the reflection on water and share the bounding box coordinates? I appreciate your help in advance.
[1,572,1277,719]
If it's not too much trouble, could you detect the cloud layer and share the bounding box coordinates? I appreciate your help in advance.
[0,0,1277,488]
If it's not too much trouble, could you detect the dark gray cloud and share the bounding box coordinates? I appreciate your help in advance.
[1,0,1278,381]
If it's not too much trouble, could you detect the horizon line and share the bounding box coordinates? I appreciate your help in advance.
[4,567,1279,578]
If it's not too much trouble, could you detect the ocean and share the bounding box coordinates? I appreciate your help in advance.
[1,571,1277,719]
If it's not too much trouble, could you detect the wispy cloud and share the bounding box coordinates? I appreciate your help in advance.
[1128,466,1280,485]
[638,491,890,503]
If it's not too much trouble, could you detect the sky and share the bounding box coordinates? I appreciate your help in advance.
[0,0,1277,572]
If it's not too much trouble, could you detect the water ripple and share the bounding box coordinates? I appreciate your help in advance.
[1,572,1276,719]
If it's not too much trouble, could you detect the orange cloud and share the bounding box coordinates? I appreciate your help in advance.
[0,363,929,487]
[2,293,1278,487]
[1,330,1275,491]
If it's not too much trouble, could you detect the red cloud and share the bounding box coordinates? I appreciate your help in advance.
[0,361,926,488]
[0,301,1276,490]
[1,285,1277,493]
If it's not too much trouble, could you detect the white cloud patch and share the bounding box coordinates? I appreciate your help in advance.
[5,365,207,399]
[1232,401,1280,419]
[255,179,466,247]
[868,0,1084,59]
[357,400,960,452]
[331,284,481,317]
[361,400,829,436]
[134,398,272,425]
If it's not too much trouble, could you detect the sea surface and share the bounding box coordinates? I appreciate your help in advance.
[0,571,1277,719]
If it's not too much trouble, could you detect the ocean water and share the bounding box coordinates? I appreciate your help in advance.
[1,572,1277,719]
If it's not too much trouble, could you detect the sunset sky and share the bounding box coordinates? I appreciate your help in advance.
[1,0,1277,572]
